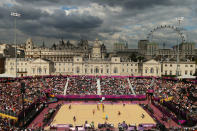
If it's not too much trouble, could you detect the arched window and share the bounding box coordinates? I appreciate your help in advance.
[114,67,118,73]
[106,69,109,73]
[76,67,80,73]
[145,68,148,73]
[38,67,42,74]
[95,68,99,73]
[150,68,154,73]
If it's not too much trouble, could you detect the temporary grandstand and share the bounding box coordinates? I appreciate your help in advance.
[0,75,196,130]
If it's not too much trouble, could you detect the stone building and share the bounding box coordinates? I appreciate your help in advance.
[4,38,196,77]
[0,43,15,58]
[5,58,53,77]
[162,60,196,76]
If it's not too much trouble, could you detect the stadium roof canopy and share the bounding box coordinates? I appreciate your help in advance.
[0,73,15,78]
[178,75,196,79]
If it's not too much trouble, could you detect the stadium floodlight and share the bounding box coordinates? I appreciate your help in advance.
[11,12,21,17]
[11,12,21,77]
[175,17,184,78]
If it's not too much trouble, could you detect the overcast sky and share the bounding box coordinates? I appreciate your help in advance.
[0,0,197,49]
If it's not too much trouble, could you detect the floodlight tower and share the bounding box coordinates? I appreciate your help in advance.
[175,17,184,77]
[11,12,21,77]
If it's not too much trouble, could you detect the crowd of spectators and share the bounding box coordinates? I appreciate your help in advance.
[129,77,197,124]
[100,77,131,95]
[0,76,67,130]
[66,76,97,95]
[129,78,156,95]
[0,76,67,117]
[0,75,196,129]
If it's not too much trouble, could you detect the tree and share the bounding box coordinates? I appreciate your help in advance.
[129,53,137,62]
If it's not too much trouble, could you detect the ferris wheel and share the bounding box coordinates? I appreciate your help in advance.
[147,25,186,43]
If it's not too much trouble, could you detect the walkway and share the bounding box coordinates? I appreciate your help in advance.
[147,101,181,128]
[28,101,62,129]
[127,78,136,95]
[63,77,69,95]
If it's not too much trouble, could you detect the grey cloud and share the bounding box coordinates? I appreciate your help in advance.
[0,0,196,48]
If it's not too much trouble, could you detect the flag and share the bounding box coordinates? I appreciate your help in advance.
[11,12,21,17]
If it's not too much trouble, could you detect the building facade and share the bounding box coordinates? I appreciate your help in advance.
[5,58,54,77]
[162,61,196,76]
[4,38,196,77]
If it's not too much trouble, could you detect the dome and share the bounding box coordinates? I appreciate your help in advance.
[93,38,101,48]
[26,38,33,44]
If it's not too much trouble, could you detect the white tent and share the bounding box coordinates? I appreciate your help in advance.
[0,73,15,78]
[178,75,196,79]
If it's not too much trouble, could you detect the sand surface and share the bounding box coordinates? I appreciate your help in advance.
[51,104,155,128]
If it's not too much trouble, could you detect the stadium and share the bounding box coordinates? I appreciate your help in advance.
[0,75,196,131]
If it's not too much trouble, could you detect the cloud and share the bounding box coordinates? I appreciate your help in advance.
[0,0,196,48]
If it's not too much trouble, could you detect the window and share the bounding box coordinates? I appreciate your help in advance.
[145,69,148,73]
[76,67,80,73]
[131,64,133,66]
[85,68,87,73]
[170,71,172,75]
[101,69,103,73]
[95,68,99,73]
[38,68,42,74]
[170,64,172,67]
[165,71,167,75]
[150,68,154,73]
[122,69,124,72]
[33,68,35,74]
[185,70,188,75]
[106,69,109,73]
[131,69,133,72]
[185,65,188,67]
[190,71,193,75]
[190,65,193,67]
[135,69,137,72]
[91,69,93,73]
[114,67,118,73]
[44,68,47,74]
[165,64,167,67]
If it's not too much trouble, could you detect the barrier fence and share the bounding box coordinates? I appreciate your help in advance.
[55,95,147,100]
